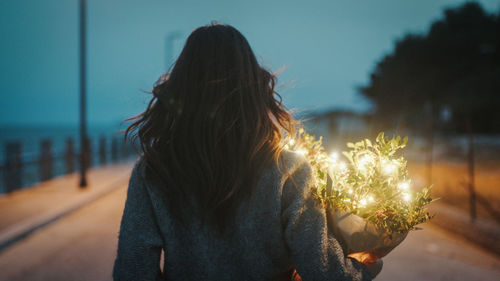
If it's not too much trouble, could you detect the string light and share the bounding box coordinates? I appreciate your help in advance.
[398,181,410,190]
[360,154,374,164]
[383,162,397,175]
[338,161,347,171]
[287,129,435,233]
[402,193,411,202]
[296,149,307,156]
[355,155,371,172]
[330,151,338,161]
[359,199,367,207]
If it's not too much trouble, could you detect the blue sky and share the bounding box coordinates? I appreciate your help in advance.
[1,0,499,126]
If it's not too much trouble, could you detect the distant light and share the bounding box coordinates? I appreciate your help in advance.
[440,106,452,122]
[289,139,295,146]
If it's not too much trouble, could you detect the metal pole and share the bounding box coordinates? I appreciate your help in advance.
[425,101,434,187]
[466,116,476,222]
[4,141,22,192]
[79,0,88,188]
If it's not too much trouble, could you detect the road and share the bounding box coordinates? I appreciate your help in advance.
[0,185,499,281]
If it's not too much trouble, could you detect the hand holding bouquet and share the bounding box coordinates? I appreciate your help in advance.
[285,129,436,260]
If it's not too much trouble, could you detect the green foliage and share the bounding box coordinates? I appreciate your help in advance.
[359,2,500,133]
[288,129,436,234]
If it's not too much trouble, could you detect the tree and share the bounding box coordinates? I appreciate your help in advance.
[360,2,500,134]
[359,2,500,221]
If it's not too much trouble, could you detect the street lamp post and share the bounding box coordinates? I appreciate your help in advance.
[79,0,88,188]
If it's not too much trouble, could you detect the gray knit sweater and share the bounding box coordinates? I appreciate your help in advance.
[113,151,373,281]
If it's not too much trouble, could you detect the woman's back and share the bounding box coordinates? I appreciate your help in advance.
[113,23,375,280]
[113,150,372,281]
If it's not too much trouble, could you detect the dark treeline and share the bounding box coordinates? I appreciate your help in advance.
[360,2,500,135]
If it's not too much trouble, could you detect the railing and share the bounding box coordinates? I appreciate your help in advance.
[0,136,137,193]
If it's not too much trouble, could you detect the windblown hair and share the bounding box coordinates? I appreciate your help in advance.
[125,23,296,234]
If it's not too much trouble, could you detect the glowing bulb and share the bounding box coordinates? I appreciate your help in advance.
[356,155,373,172]
[359,199,367,206]
[357,163,367,172]
[348,189,353,194]
[359,155,373,164]
[330,151,338,161]
[296,149,307,156]
[398,181,410,190]
[283,144,289,150]
[288,139,295,146]
[338,162,347,171]
[383,163,396,175]
[403,193,411,202]
[368,195,374,203]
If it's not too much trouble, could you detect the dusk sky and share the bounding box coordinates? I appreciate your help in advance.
[1,0,499,126]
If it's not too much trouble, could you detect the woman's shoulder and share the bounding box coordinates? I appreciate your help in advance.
[277,150,312,178]
[248,150,312,197]
[128,157,159,195]
[129,157,147,181]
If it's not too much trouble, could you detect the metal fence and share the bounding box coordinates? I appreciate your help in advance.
[0,136,137,193]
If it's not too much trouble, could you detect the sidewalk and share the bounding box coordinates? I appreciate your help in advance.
[0,174,499,281]
[0,162,135,251]
[1,159,498,259]
[428,201,500,256]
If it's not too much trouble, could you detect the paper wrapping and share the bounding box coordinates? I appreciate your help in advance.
[326,208,407,258]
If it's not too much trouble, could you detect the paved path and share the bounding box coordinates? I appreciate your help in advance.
[377,223,500,281]
[0,172,499,280]
[0,162,134,250]
[0,184,127,281]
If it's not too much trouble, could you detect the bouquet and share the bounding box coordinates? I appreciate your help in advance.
[285,129,436,260]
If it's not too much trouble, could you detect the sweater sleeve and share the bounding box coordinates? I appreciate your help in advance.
[281,157,373,281]
[113,162,164,281]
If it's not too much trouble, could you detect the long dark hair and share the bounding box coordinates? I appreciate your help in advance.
[125,23,296,234]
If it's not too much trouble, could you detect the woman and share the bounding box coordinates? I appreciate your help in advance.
[113,23,382,281]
